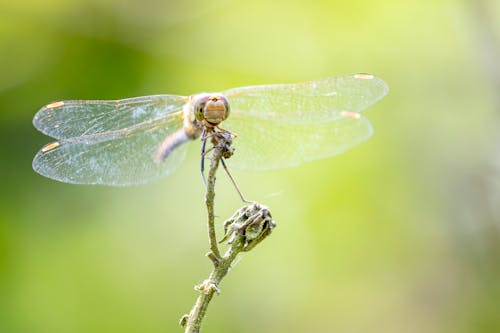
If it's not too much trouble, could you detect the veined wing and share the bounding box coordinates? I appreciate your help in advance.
[224,111,373,171]
[224,74,388,124]
[33,95,187,139]
[33,108,186,186]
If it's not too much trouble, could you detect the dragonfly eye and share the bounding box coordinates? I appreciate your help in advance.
[194,101,206,121]
[222,97,230,120]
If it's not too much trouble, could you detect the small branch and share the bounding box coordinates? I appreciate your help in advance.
[205,144,223,264]
[181,131,276,333]
[182,203,275,333]
[181,233,243,333]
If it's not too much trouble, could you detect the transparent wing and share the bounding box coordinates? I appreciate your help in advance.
[33,95,187,139]
[224,111,373,171]
[224,74,388,124]
[33,112,187,186]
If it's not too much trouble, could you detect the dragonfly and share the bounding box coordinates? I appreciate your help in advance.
[32,73,388,187]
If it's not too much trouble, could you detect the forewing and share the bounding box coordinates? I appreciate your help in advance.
[32,114,187,186]
[33,95,187,139]
[224,112,373,171]
[224,74,387,124]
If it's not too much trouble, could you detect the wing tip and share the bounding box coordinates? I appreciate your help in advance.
[41,141,61,153]
[45,101,65,109]
[340,110,362,119]
[354,73,375,80]
[353,73,389,97]
[33,101,66,136]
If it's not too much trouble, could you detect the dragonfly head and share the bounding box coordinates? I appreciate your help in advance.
[192,93,230,126]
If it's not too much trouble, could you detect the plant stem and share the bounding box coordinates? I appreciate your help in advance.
[181,131,275,333]
[182,236,244,333]
[205,145,222,264]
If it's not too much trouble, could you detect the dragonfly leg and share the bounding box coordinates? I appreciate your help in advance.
[221,157,252,203]
[200,128,208,187]
[201,146,215,157]
[215,125,237,138]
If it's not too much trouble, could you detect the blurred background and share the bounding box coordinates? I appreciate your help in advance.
[1,0,500,332]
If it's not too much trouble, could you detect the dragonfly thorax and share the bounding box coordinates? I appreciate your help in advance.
[191,93,230,126]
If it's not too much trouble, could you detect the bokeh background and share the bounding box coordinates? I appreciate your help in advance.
[1,0,500,332]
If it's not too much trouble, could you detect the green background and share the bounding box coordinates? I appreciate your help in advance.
[1,0,500,332]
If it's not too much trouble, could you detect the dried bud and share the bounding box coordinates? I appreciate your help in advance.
[211,131,235,159]
[221,203,276,251]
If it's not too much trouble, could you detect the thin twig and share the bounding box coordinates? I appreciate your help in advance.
[181,131,276,333]
[205,143,223,264]
[181,234,245,333]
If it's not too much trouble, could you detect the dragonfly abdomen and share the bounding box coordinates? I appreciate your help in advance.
[156,128,192,162]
